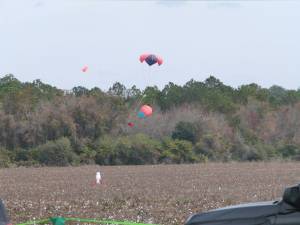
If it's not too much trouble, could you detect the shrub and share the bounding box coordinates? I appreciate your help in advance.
[0,148,11,168]
[38,137,75,166]
[172,121,198,143]
[94,136,117,165]
[95,134,161,165]
[276,144,300,159]
[79,146,97,164]
[160,138,195,163]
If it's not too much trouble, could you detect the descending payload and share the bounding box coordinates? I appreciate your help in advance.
[139,53,163,66]
[137,111,146,119]
[127,122,134,127]
[127,105,153,128]
[137,105,153,119]
[140,105,153,117]
[127,54,160,128]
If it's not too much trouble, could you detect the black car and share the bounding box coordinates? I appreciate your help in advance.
[185,184,300,225]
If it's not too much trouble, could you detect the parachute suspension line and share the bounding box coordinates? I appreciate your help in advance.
[126,93,146,123]
[139,53,163,94]
[127,53,162,127]
[136,94,147,111]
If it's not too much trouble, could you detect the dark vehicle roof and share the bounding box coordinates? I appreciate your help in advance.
[186,184,300,225]
[185,200,296,225]
[0,200,9,225]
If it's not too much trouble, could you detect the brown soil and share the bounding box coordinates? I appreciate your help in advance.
[1,162,299,225]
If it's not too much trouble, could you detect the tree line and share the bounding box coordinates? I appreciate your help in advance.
[1,74,300,167]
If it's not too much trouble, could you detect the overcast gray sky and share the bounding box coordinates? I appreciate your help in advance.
[0,0,299,90]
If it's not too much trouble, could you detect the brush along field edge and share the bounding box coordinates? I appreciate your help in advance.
[16,217,160,225]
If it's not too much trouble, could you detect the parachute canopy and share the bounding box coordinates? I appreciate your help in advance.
[139,54,163,66]
[82,65,88,72]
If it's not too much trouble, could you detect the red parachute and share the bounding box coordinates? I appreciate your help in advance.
[139,53,163,66]
[82,65,88,72]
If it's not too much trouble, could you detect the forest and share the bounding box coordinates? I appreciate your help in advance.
[1,74,300,167]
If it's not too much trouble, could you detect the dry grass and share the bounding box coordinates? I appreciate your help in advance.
[1,162,300,225]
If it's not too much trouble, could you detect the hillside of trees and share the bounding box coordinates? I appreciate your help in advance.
[1,74,300,167]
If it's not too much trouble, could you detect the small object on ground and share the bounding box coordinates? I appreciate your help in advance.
[96,171,102,184]
[50,217,65,225]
